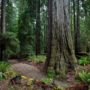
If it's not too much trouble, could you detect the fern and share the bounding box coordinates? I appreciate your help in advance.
[77,71,90,84]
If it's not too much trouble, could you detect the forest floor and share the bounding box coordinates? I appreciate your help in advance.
[0,59,90,90]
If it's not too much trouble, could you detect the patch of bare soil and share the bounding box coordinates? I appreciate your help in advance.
[0,80,8,90]
[76,64,90,72]
[11,63,45,80]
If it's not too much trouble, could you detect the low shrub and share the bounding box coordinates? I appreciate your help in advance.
[41,77,53,85]
[0,32,20,59]
[4,70,19,79]
[79,56,90,66]
[28,55,46,63]
[47,70,55,78]
[0,72,5,80]
[0,61,10,73]
[76,71,90,85]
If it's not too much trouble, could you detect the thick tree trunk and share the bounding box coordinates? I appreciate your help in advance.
[35,0,41,55]
[45,0,77,77]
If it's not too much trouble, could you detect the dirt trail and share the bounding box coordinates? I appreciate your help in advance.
[9,60,90,89]
[0,60,89,90]
[11,63,45,80]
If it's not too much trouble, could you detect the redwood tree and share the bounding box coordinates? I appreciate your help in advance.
[45,0,77,77]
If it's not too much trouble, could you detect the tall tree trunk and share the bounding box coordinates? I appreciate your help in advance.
[45,0,77,77]
[74,0,81,54]
[0,0,6,60]
[0,0,1,23]
[35,0,41,55]
[1,0,6,33]
[44,0,52,73]
[0,0,2,60]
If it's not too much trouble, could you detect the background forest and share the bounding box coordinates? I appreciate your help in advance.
[0,0,90,60]
[0,0,48,59]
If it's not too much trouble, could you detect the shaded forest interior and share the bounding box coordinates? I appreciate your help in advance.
[0,0,90,90]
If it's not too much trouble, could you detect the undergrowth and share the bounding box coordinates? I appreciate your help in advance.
[0,61,10,73]
[79,56,90,66]
[76,71,90,85]
[28,55,46,63]
[0,61,11,80]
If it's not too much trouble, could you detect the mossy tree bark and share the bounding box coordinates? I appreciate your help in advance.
[45,0,77,77]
